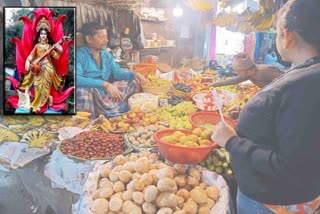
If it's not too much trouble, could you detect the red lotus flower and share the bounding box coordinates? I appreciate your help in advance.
[6,8,74,114]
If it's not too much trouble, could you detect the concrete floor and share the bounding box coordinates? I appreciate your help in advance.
[0,156,79,214]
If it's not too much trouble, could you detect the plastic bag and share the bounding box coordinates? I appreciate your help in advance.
[128,93,159,112]
[74,163,235,214]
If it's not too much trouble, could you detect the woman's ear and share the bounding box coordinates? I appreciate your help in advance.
[283,29,297,49]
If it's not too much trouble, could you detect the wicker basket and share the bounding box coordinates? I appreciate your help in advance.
[171,84,191,98]
[142,84,171,96]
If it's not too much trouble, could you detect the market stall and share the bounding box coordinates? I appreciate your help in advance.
[0,0,289,213]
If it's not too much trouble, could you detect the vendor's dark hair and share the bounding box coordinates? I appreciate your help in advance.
[81,22,105,43]
[278,0,320,51]
[33,28,55,46]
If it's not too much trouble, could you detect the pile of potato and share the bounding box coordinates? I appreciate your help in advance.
[127,125,166,148]
[89,151,220,214]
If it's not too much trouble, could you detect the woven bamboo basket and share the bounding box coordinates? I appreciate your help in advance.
[171,84,191,98]
[142,84,171,96]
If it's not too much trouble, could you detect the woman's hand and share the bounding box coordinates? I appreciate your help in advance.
[211,122,238,148]
[25,60,30,71]
[54,44,63,53]
[103,81,123,102]
[228,104,241,120]
[134,73,146,85]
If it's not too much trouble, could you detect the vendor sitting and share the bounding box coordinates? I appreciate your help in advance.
[76,22,146,118]
[212,52,283,88]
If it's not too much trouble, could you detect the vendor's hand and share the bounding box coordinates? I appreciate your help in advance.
[211,122,237,148]
[228,104,241,120]
[134,73,146,85]
[103,82,123,102]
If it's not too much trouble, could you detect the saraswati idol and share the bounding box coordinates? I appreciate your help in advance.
[6,8,74,114]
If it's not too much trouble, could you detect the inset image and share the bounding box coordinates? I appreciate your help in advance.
[3,7,75,115]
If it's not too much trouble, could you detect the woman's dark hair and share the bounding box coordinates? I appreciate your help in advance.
[81,22,106,44]
[278,0,320,50]
[33,28,55,47]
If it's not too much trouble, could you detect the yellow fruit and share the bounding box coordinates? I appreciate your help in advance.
[161,135,178,144]
[179,136,188,144]
[199,139,212,146]
[192,128,203,137]
[74,115,89,120]
[185,141,195,147]
[200,130,212,140]
[186,134,199,143]
[173,131,186,138]
[76,111,92,117]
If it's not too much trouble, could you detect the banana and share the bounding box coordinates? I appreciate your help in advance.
[76,111,92,117]
[29,116,46,127]
[100,123,110,132]
[0,128,20,143]
[21,129,59,147]
[90,124,100,131]
[102,121,113,131]
[77,121,89,129]
[74,115,90,120]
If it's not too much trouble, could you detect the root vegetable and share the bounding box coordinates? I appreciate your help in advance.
[173,164,186,174]
[134,157,150,174]
[174,175,187,187]
[190,187,208,204]
[99,178,113,189]
[187,176,199,187]
[157,178,177,192]
[122,190,133,201]
[176,189,190,202]
[144,185,158,203]
[182,200,198,214]
[199,182,208,190]
[142,202,156,214]
[133,179,145,191]
[140,173,153,186]
[206,186,220,201]
[157,207,173,214]
[156,167,175,179]
[122,201,142,213]
[119,170,132,183]
[109,197,123,212]
[92,189,101,200]
[123,161,135,173]
[133,192,144,204]
[91,198,109,214]
[188,168,201,181]
[156,192,179,208]
[99,187,113,199]
[109,171,119,182]
[113,155,126,165]
[100,166,112,178]
[113,181,125,193]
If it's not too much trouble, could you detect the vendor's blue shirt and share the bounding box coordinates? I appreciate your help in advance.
[77,46,135,94]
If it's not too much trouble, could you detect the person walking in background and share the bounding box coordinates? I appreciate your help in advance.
[264,48,285,70]
[212,0,320,213]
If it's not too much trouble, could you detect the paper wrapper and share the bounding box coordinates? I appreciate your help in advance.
[0,142,50,170]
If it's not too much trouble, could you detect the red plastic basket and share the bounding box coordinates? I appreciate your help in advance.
[189,112,237,129]
[154,129,217,164]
